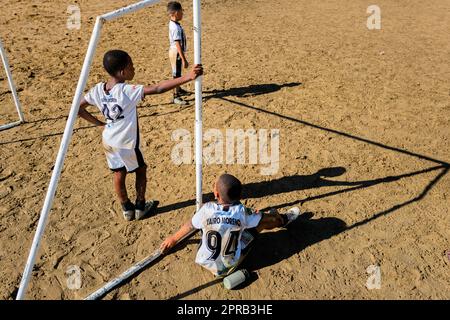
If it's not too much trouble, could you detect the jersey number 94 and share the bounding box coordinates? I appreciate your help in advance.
[206,230,240,260]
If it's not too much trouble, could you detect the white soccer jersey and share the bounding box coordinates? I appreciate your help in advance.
[191,202,262,276]
[169,20,186,52]
[84,83,144,149]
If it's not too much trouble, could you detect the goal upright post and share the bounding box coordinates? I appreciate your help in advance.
[15,15,105,300]
[193,0,203,211]
[0,39,25,130]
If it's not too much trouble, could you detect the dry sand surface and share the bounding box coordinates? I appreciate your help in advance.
[0,0,449,300]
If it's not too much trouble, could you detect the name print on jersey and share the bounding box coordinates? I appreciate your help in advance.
[207,217,242,227]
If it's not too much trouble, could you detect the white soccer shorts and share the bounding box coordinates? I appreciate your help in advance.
[104,144,146,173]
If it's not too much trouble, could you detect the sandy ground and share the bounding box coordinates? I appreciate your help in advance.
[0,0,449,300]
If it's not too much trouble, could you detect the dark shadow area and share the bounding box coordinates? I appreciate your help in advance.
[167,278,223,300]
[155,165,445,215]
[242,166,346,200]
[204,82,302,100]
[167,270,259,300]
[0,125,97,146]
[15,102,171,125]
[23,115,69,124]
[155,167,346,214]
[242,213,347,272]
[213,95,449,166]
[261,165,446,211]
[136,200,160,221]
[155,198,199,215]
[167,238,200,255]
[231,271,259,290]
[137,102,173,109]
[345,166,449,231]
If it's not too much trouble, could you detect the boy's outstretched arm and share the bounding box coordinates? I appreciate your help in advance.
[143,64,203,96]
[78,98,106,127]
[160,220,195,254]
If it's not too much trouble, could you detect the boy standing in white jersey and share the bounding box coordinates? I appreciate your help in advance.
[161,174,300,276]
[167,1,189,105]
[78,50,203,221]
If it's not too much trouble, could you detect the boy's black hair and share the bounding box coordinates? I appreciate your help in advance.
[217,174,242,203]
[103,50,131,76]
[167,1,183,13]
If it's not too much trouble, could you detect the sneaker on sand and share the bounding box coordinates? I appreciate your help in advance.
[122,201,135,221]
[135,200,159,220]
[173,97,188,105]
[282,207,300,227]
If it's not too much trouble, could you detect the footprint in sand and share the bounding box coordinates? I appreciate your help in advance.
[0,170,14,182]
[0,185,13,199]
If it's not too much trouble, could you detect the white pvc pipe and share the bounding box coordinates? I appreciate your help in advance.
[0,120,22,131]
[193,0,203,211]
[0,39,24,123]
[101,0,160,21]
[86,249,163,300]
[85,229,198,300]
[16,17,104,300]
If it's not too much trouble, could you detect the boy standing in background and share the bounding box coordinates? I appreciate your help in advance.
[168,1,189,105]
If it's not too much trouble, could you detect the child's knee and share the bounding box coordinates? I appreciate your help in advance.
[266,213,281,223]
[260,213,284,229]
[114,170,127,180]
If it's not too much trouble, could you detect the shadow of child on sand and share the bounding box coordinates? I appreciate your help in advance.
[156,166,347,215]
[241,212,347,274]
[204,82,302,100]
[241,167,346,200]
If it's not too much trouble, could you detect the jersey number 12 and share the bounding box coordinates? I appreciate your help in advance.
[102,104,124,122]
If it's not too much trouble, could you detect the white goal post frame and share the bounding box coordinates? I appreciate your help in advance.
[16,0,203,300]
[0,39,25,131]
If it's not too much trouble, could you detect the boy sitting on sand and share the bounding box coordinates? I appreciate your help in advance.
[77,49,203,221]
[160,174,299,277]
